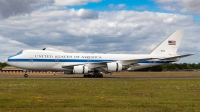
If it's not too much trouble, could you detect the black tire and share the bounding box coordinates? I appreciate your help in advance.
[100,74,103,78]
[24,74,28,78]
[84,75,89,77]
[94,74,98,78]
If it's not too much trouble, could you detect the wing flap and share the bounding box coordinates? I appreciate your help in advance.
[120,58,157,65]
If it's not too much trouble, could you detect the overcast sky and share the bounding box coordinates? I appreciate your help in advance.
[0,0,199,63]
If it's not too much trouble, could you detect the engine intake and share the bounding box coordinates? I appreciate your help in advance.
[73,66,89,74]
[107,62,122,72]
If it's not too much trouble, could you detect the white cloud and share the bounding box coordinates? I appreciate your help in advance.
[77,9,99,19]
[55,0,101,6]
[133,5,148,10]
[0,0,101,19]
[155,0,200,15]
[163,18,176,24]
[0,35,29,60]
[109,4,126,9]
[0,0,53,19]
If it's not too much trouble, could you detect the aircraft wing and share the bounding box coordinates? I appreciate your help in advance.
[61,54,192,69]
[61,62,108,69]
[160,54,194,60]
[61,57,157,69]
[120,58,157,65]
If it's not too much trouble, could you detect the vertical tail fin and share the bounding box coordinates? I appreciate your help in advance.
[150,30,184,55]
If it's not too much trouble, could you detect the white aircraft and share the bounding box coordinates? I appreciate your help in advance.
[5,31,193,78]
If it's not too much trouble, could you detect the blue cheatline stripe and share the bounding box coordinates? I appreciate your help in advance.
[8,58,174,63]
[7,58,115,63]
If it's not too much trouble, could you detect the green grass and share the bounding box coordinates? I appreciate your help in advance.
[0,79,200,112]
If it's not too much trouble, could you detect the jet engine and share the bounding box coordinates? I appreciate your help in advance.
[107,62,122,72]
[73,66,89,74]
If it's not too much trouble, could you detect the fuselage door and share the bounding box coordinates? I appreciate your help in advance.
[55,57,59,63]
[87,57,91,64]
[29,57,33,63]
[149,60,156,67]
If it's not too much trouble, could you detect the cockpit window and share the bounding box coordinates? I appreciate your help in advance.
[8,50,23,58]
[16,50,23,55]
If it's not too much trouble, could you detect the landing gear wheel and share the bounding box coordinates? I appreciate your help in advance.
[94,74,98,78]
[100,74,103,78]
[84,74,92,78]
[24,74,28,78]
[23,70,28,78]
[84,74,89,78]
[92,73,103,78]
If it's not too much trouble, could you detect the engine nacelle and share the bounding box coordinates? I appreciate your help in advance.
[73,66,89,74]
[107,62,122,72]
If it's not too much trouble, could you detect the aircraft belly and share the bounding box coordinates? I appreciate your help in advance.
[13,62,56,70]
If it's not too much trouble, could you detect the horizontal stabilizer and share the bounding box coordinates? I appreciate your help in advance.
[160,54,194,60]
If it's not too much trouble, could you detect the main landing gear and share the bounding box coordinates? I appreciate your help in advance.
[24,70,28,78]
[84,73,103,78]
[83,70,103,78]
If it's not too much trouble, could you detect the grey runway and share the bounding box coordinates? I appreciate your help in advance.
[1,75,200,79]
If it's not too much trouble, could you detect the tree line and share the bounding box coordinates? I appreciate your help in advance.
[0,62,7,70]
[0,62,200,71]
[136,63,200,71]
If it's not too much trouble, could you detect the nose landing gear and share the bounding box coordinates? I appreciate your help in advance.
[24,70,28,78]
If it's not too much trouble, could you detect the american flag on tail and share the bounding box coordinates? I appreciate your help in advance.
[168,40,176,45]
